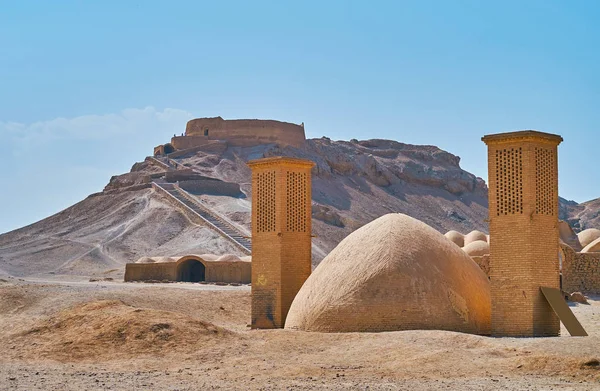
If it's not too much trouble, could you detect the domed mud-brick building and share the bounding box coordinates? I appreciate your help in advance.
[284,213,491,335]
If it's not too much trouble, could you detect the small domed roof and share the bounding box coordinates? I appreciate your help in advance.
[445,230,464,247]
[216,254,242,262]
[582,237,600,253]
[464,230,488,246]
[136,257,156,264]
[155,257,175,263]
[578,229,600,249]
[285,214,491,335]
[463,240,490,257]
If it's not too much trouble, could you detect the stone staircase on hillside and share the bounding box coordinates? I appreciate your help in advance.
[146,156,173,171]
[147,155,186,170]
[152,182,252,255]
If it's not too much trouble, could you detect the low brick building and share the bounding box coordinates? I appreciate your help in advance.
[124,254,251,284]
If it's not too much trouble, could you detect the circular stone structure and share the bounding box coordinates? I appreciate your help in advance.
[445,230,465,247]
[285,214,491,335]
[184,117,306,148]
[462,240,490,257]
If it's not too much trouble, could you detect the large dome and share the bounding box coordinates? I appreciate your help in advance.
[285,214,491,335]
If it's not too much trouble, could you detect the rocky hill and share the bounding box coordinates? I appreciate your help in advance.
[0,137,596,278]
[559,197,600,232]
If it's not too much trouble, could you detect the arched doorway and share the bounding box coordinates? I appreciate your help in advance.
[164,143,175,154]
[177,259,206,282]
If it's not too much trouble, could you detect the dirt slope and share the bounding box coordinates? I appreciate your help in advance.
[0,189,241,277]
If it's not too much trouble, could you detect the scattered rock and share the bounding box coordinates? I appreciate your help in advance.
[447,210,466,222]
[570,292,589,304]
[312,205,344,227]
[149,323,171,332]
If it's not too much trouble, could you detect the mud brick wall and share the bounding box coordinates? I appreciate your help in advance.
[206,261,251,284]
[561,244,600,294]
[125,263,177,282]
[179,180,241,197]
[125,257,251,284]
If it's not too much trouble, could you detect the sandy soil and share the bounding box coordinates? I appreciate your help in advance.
[1,277,600,390]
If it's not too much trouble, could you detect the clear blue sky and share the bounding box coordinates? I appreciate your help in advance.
[1,0,599,234]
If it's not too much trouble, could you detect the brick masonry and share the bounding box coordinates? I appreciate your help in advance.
[561,244,600,294]
[124,256,251,283]
[248,157,315,329]
[482,131,563,337]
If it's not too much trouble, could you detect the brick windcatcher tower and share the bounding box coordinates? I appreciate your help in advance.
[247,157,315,329]
[482,131,563,337]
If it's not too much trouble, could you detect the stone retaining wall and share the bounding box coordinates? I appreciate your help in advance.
[178,180,241,197]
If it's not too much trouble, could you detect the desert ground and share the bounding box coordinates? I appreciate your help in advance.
[1,276,599,391]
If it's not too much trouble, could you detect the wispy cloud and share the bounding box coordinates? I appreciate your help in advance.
[2,107,192,146]
[0,107,193,233]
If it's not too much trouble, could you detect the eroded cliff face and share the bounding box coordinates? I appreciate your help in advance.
[560,197,600,232]
[2,136,595,277]
[303,138,486,196]
[152,137,490,262]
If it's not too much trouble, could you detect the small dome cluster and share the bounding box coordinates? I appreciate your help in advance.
[135,253,249,264]
[446,223,600,255]
[558,222,600,253]
[445,230,490,257]
[135,256,176,264]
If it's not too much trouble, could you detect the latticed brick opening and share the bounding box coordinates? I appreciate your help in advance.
[256,170,276,232]
[285,171,308,232]
[535,147,556,216]
[494,147,523,216]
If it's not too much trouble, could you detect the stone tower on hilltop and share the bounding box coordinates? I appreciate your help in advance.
[482,130,563,337]
[247,157,315,329]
